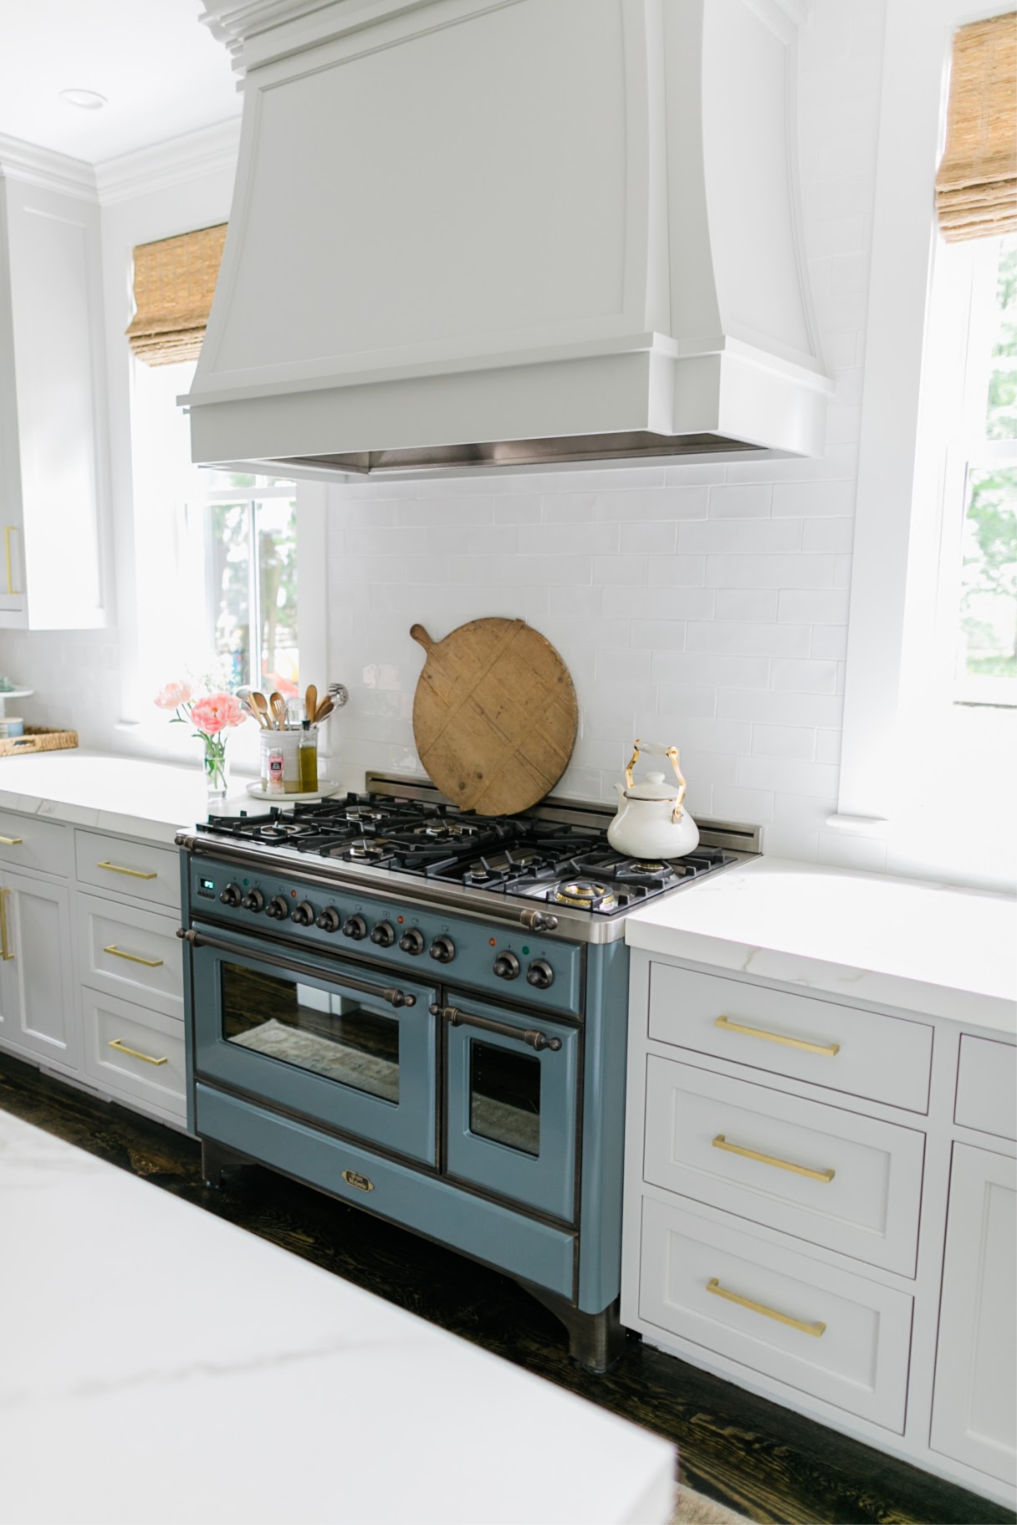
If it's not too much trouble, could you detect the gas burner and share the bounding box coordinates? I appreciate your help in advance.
[551,879,618,911]
[413,822,479,840]
[254,822,316,842]
[344,805,389,825]
[463,849,542,887]
[345,837,396,861]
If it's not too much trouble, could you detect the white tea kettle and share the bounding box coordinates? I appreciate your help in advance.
[607,740,700,860]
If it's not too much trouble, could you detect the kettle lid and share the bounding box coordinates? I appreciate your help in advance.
[624,770,679,801]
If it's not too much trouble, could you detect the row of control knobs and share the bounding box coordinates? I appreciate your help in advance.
[216,883,554,987]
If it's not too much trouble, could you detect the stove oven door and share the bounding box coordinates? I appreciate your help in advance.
[442,994,579,1223]
[189,926,438,1165]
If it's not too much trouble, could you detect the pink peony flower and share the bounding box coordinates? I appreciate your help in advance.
[189,692,246,735]
[155,680,192,710]
[264,673,299,698]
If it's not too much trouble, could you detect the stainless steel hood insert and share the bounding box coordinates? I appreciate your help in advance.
[190,0,832,479]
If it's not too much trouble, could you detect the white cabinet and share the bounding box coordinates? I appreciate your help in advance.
[0,865,76,1071]
[0,810,186,1128]
[0,150,109,629]
[931,1145,1017,1487]
[623,952,1017,1510]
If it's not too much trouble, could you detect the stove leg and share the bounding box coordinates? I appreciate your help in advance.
[527,1289,626,1373]
[201,1139,245,1189]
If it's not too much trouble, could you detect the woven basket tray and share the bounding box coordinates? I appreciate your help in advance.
[0,726,78,758]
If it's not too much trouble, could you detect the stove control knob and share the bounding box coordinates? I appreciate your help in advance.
[493,952,521,981]
[265,896,290,920]
[290,900,316,926]
[371,921,396,947]
[342,915,368,941]
[219,883,243,908]
[399,928,426,955]
[315,907,341,933]
[526,959,555,990]
[429,935,456,964]
[241,889,265,912]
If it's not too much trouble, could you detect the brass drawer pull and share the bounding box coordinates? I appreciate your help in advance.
[0,889,13,961]
[108,1038,168,1066]
[712,1133,835,1184]
[103,944,165,969]
[4,525,21,595]
[97,860,158,880]
[706,1277,826,1338]
[714,1014,840,1057]
[0,835,24,846]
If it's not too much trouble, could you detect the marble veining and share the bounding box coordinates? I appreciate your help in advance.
[0,1108,675,1525]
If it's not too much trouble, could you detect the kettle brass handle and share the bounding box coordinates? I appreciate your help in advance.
[624,739,688,823]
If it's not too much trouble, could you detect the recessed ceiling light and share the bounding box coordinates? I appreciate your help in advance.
[59,88,108,110]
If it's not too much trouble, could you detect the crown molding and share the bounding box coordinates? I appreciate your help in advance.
[94,117,242,206]
[199,1,337,69]
[0,133,97,200]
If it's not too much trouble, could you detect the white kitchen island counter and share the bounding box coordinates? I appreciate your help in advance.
[0,1110,675,1525]
[624,856,1016,1033]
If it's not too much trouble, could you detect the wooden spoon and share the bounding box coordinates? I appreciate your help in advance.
[312,696,334,724]
[249,692,271,728]
[269,691,288,729]
[305,684,317,724]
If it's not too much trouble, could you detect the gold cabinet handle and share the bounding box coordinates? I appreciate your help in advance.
[714,1014,840,1057]
[4,526,21,596]
[108,1038,168,1066]
[97,860,157,881]
[103,944,165,969]
[712,1133,835,1184]
[0,835,24,846]
[706,1277,826,1338]
[0,888,13,960]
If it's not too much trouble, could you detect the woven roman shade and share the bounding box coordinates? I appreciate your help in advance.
[935,11,1017,242]
[125,223,227,365]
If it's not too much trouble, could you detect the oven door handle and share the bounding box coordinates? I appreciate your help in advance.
[430,1003,562,1052]
[177,927,417,1008]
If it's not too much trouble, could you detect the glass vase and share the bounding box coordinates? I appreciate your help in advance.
[202,732,229,803]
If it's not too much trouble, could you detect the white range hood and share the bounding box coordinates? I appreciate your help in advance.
[189,0,832,479]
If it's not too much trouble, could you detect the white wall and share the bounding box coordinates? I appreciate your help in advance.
[323,0,890,872]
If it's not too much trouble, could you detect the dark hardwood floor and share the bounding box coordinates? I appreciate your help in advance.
[1,1050,1011,1525]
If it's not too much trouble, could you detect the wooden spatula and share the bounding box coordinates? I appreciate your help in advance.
[305,684,317,724]
[249,692,271,728]
[269,691,287,729]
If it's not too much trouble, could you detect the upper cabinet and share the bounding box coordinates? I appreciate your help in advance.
[0,147,110,629]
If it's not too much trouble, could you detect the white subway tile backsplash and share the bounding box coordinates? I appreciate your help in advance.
[655,684,718,718]
[602,586,715,618]
[737,756,839,799]
[647,556,708,586]
[751,724,816,760]
[706,554,838,588]
[713,785,776,824]
[771,658,840,694]
[593,486,709,520]
[811,624,849,659]
[592,554,651,585]
[814,729,842,764]
[714,589,780,621]
[652,652,771,688]
[772,480,857,517]
[629,620,687,651]
[718,690,844,728]
[778,588,850,623]
[619,520,679,553]
[707,483,774,518]
[678,518,804,554]
[517,521,618,555]
[803,517,855,554]
[686,621,811,657]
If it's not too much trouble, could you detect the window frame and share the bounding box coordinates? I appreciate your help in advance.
[835,0,1016,833]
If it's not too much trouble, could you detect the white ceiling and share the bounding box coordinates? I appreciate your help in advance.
[0,0,241,165]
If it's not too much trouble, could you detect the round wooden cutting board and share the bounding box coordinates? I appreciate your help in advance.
[410,618,578,815]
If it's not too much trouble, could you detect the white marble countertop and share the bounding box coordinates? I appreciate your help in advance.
[625,857,1017,1034]
[0,1111,675,1525]
[0,749,258,844]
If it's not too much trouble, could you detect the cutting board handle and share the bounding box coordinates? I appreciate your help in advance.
[410,624,436,651]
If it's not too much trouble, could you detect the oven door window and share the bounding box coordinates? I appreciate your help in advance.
[445,998,578,1223]
[222,964,399,1102]
[469,1040,540,1157]
[189,939,437,1165]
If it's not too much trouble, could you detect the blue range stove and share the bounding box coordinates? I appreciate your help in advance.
[176,773,758,1369]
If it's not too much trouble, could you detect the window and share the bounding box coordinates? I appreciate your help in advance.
[837,0,1016,885]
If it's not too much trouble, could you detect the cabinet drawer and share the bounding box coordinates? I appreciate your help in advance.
[74,831,179,911]
[648,962,932,1113]
[638,1195,912,1431]
[955,1036,1016,1141]
[76,893,183,1017]
[644,1057,924,1275]
[81,989,186,1120]
[0,811,71,878]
